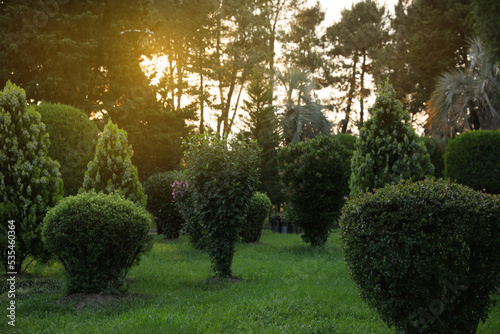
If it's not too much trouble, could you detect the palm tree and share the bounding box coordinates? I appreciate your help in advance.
[427,37,500,143]
[275,67,331,144]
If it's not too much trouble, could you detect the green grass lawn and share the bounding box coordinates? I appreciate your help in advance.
[1,230,499,333]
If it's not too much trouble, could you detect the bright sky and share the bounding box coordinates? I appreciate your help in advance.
[317,0,399,24]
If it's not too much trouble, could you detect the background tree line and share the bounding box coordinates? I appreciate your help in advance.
[1,0,498,191]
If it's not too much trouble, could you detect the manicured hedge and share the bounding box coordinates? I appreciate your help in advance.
[144,171,184,238]
[445,130,500,194]
[278,134,352,246]
[240,192,271,243]
[340,178,500,333]
[36,102,99,196]
[42,191,152,294]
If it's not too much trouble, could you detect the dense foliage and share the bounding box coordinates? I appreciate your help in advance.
[445,130,500,194]
[35,103,99,196]
[0,82,63,273]
[81,120,146,207]
[349,83,434,196]
[420,136,445,178]
[340,178,500,333]
[144,171,184,238]
[240,192,271,243]
[183,133,260,277]
[42,191,152,294]
[278,134,352,246]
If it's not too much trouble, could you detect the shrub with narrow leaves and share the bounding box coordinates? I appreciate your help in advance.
[340,178,500,333]
[81,120,146,207]
[240,192,271,243]
[144,171,184,238]
[0,82,63,273]
[349,82,434,196]
[42,191,152,294]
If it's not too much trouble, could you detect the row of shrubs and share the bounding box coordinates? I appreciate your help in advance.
[2,81,499,333]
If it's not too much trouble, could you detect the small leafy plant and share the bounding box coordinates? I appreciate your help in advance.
[240,192,272,243]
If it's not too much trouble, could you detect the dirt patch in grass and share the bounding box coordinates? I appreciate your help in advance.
[205,276,243,285]
[58,292,148,309]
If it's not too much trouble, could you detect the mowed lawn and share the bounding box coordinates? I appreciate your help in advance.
[1,230,499,333]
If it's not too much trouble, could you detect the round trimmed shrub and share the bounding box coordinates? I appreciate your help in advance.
[278,134,352,246]
[240,192,271,243]
[445,130,500,194]
[144,170,184,238]
[340,178,500,333]
[36,102,99,196]
[42,191,152,294]
[335,133,357,151]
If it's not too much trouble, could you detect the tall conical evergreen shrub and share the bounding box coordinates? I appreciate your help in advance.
[350,82,434,196]
[81,120,146,207]
[0,81,63,273]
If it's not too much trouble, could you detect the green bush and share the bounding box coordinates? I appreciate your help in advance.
[81,120,146,207]
[278,134,352,246]
[240,192,272,243]
[144,171,184,238]
[335,133,357,151]
[36,103,99,196]
[340,178,500,333]
[171,175,206,250]
[42,191,152,294]
[0,82,63,273]
[420,136,445,178]
[445,130,500,194]
[349,82,434,196]
[183,133,260,277]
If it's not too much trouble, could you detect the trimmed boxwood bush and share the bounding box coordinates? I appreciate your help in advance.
[240,192,272,243]
[36,102,99,196]
[42,191,153,294]
[340,178,500,333]
[278,134,352,246]
[144,170,184,238]
[445,130,500,194]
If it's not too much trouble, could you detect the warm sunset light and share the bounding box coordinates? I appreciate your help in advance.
[1,0,498,332]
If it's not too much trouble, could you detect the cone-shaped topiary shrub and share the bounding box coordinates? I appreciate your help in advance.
[0,82,63,273]
[81,120,146,207]
[278,134,352,246]
[36,103,99,196]
[240,192,271,243]
[340,178,500,333]
[445,130,500,194]
[144,170,184,238]
[42,191,152,294]
[349,82,434,196]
